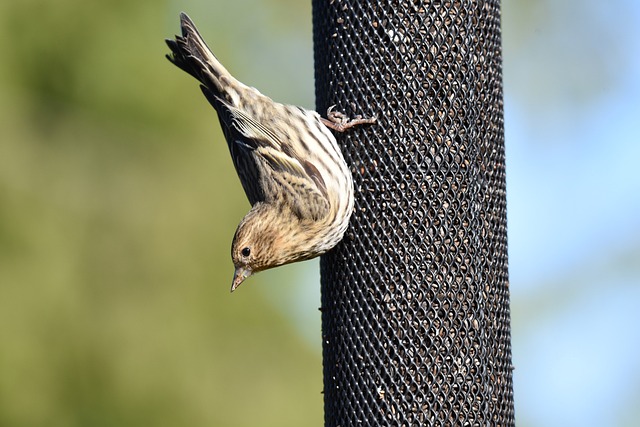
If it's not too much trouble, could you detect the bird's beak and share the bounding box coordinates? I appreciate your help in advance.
[231,266,252,292]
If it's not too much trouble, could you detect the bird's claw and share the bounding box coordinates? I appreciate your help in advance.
[321,105,377,132]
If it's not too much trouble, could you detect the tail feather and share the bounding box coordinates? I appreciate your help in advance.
[165,12,234,97]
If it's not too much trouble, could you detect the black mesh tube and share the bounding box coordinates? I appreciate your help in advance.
[313,0,514,425]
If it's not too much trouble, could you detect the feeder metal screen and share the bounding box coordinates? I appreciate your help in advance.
[313,0,514,425]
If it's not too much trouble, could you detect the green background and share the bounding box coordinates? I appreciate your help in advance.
[1,1,323,426]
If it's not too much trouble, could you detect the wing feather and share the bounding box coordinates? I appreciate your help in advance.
[256,147,329,221]
[211,96,330,220]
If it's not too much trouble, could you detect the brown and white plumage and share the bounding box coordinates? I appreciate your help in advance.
[165,13,375,291]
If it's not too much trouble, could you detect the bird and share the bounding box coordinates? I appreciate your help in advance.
[165,12,375,291]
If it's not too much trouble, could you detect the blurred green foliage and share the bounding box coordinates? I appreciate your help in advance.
[0,1,323,426]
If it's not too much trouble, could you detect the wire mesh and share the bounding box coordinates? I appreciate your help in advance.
[313,0,513,425]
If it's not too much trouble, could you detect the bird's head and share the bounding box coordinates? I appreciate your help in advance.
[230,204,301,291]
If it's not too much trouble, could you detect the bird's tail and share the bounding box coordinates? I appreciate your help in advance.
[166,12,236,98]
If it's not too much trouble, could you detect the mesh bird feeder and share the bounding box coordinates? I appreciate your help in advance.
[313,0,514,425]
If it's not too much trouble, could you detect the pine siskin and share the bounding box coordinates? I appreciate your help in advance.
[166,13,375,291]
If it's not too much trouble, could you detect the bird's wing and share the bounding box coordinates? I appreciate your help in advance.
[256,147,330,221]
[205,91,330,220]
[200,87,266,205]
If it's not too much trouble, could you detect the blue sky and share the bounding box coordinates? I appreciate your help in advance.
[504,0,640,424]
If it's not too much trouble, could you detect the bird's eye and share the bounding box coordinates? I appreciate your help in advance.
[241,247,251,257]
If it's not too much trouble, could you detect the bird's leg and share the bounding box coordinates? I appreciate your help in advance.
[321,105,377,132]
